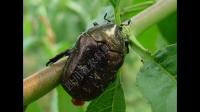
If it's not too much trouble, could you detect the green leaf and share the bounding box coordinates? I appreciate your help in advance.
[136,44,177,112]
[86,75,125,112]
[153,44,177,76]
[25,101,43,112]
[157,12,177,44]
[109,0,120,8]
[50,90,59,112]
[155,34,169,50]
[137,25,160,52]
[109,0,121,25]
[109,0,116,7]
[57,85,84,112]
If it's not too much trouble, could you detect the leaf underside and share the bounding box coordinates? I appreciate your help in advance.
[136,44,177,112]
[86,76,125,112]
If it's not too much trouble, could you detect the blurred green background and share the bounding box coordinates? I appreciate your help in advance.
[23,0,176,112]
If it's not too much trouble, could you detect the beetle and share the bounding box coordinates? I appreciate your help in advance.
[46,13,131,104]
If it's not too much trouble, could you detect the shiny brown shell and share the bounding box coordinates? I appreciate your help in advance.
[61,23,127,101]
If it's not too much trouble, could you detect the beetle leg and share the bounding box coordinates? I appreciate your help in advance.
[46,49,73,66]
[93,22,99,26]
[64,49,73,56]
[104,13,111,23]
[125,39,129,54]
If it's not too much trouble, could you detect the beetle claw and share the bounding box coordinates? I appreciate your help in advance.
[125,39,129,54]
[93,22,99,26]
[46,59,55,66]
[46,61,51,66]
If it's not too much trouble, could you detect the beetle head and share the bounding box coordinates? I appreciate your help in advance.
[88,23,128,54]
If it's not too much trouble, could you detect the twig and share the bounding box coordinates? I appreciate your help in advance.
[23,57,67,106]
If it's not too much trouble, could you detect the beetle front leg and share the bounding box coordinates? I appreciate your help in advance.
[93,22,99,26]
[125,39,129,54]
[46,49,73,66]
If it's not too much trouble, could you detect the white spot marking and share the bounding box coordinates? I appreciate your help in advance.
[105,25,116,37]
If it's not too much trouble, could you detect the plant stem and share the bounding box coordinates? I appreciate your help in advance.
[128,0,176,59]
[114,0,121,25]
[130,0,177,36]
[121,0,155,14]
[115,7,121,25]
[23,0,177,108]
[23,57,67,107]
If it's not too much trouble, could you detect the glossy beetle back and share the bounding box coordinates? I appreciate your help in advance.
[61,23,126,101]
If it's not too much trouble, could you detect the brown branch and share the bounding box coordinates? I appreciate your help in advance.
[23,57,67,106]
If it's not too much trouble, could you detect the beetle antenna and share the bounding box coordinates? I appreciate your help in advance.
[104,13,111,23]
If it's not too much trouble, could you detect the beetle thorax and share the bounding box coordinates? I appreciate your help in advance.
[88,24,125,53]
[104,25,116,37]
